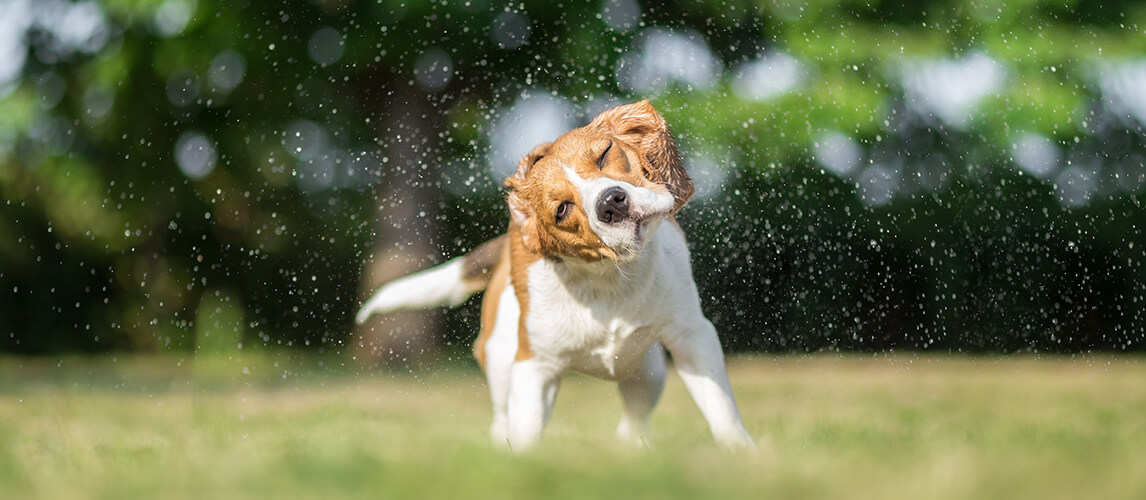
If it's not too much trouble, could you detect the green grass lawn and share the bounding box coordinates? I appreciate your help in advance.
[1,353,1144,499]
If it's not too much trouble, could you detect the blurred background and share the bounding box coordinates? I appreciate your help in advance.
[1,0,1143,364]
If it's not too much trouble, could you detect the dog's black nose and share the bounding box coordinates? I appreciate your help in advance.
[597,187,629,223]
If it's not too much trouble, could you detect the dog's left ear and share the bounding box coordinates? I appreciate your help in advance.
[590,100,694,212]
[504,142,552,255]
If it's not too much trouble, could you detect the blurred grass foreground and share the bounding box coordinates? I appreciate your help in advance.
[2,354,1145,499]
[1,0,1145,358]
[3,2,1145,498]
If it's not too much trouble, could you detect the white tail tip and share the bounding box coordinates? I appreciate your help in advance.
[355,258,483,324]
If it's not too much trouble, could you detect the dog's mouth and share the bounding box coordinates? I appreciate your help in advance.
[608,212,667,260]
[634,212,661,235]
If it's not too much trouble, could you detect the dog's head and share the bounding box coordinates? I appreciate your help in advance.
[504,100,694,262]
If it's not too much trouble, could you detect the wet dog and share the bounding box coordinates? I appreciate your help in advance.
[357,101,753,451]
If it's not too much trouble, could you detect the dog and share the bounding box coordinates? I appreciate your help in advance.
[356,100,753,451]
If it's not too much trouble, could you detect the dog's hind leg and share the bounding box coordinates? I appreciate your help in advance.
[485,355,512,446]
[481,283,520,447]
[615,341,666,447]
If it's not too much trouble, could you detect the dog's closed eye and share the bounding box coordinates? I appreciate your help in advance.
[596,141,612,170]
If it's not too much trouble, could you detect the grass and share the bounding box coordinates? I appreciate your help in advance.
[1,353,1144,499]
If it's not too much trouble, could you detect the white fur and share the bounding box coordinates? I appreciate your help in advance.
[484,283,520,446]
[506,359,561,450]
[504,223,754,451]
[355,258,483,324]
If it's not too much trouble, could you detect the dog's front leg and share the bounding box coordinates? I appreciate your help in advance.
[664,320,754,450]
[505,359,561,451]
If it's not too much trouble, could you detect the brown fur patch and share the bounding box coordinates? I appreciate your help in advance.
[462,235,507,284]
[508,224,538,362]
[507,224,540,362]
[473,236,511,371]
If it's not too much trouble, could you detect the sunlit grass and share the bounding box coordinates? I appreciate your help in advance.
[1,353,1144,499]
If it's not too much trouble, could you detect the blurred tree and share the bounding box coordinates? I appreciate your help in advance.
[0,0,1143,359]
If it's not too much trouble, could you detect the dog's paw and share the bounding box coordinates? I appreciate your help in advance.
[715,430,756,452]
[615,420,653,449]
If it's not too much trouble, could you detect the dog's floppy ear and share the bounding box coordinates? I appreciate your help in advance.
[590,100,694,212]
[504,142,552,255]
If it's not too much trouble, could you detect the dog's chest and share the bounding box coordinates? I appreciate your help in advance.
[524,260,662,380]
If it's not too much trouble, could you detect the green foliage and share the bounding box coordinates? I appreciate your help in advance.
[0,0,1143,354]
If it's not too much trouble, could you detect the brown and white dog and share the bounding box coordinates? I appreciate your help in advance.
[356,101,753,451]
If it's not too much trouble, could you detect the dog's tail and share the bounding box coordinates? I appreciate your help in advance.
[355,235,507,325]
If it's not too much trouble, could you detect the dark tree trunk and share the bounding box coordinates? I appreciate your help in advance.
[353,85,444,366]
